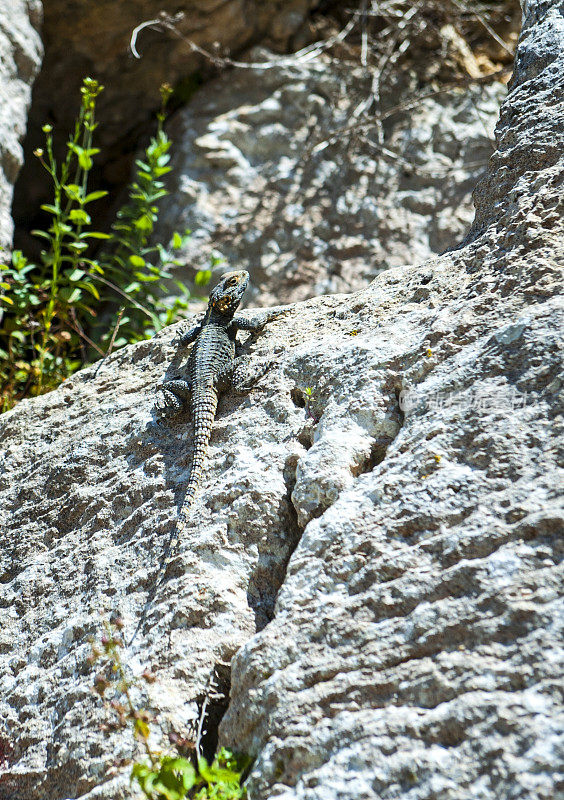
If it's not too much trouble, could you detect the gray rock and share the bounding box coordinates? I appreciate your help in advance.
[0,0,42,250]
[219,2,564,797]
[0,2,563,799]
[156,50,505,306]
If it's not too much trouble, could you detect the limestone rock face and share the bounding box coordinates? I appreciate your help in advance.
[156,52,504,306]
[1,2,563,800]
[0,315,303,799]
[219,3,564,797]
[0,0,42,249]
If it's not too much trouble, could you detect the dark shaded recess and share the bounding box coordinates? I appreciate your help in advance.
[246,454,303,632]
[197,661,232,764]
[290,386,306,408]
[395,385,405,427]
[11,0,353,261]
[11,7,248,256]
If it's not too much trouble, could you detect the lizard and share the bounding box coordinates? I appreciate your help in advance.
[153,269,284,581]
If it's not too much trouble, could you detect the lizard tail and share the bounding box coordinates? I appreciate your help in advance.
[178,387,218,527]
[134,388,218,634]
[162,387,218,565]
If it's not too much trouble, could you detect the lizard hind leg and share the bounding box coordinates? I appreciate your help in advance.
[155,378,192,416]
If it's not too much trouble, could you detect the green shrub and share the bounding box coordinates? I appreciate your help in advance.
[131,748,249,800]
[0,78,192,412]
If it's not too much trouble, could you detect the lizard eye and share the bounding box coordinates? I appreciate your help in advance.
[226,277,238,288]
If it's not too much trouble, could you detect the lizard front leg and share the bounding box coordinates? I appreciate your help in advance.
[228,308,289,391]
[230,306,291,335]
[174,320,203,347]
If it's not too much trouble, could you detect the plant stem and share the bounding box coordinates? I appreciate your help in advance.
[104,624,158,771]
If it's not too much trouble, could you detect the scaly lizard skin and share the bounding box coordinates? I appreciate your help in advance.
[155,269,282,565]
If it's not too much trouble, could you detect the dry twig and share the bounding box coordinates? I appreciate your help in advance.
[130,11,357,69]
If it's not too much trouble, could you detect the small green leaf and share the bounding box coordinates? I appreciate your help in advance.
[84,260,104,274]
[67,269,85,281]
[134,214,153,232]
[135,159,151,173]
[131,763,158,797]
[78,231,111,240]
[134,272,160,282]
[31,229,52,241]
[59,287,82,303]
[78,151,93,170]
[128,255,146,268]
[172,232,182,249]
[75,302,96,317]
[162,757,196,789]
[134,718,150,740]
[69,209,91,225]
[76,281,100,300]
[195,270,212,287]
[210,253,225,267]
[198,756,241,785]
[173,279,190,294]
[84,190,108,203]
[40,203,60,215]
[131,763,152,781]
[64,184,83,201]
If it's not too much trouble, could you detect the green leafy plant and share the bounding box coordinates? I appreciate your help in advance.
[131,748,248,800]
[0,78,109,406]
[193,251,224,291]
[96,83,191,351]
[0,78,192,411]
[89,620,250,800]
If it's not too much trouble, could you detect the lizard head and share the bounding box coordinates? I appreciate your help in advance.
[208,270,249,315]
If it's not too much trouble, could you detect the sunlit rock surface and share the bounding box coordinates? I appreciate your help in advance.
[1,1,562,799]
